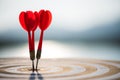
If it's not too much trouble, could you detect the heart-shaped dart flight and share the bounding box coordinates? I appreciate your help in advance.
[19,11,37,72]
[36,10,52,70]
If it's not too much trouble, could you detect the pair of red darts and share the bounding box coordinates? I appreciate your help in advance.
[19,9,52,72]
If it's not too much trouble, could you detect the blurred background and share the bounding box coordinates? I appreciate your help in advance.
[0,0,120,60]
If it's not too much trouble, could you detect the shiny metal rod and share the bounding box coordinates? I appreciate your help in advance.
[32,60,34,72]
[36,50,41,71]
[36,59,39,71]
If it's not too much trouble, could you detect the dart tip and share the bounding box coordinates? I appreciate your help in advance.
[36,59,39,71]
[32,60,34,72]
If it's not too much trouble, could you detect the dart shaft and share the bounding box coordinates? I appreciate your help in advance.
[28,31,35,60]
[38,31,44,50]
[32,60,34,72]
[28,31,32,51]
[36,50,41,71]
[36,59,39,71]
[32,31,35,50]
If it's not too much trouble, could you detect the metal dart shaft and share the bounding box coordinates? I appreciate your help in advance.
[36,50,41,71]
[29,51,35,72]
[36,59,39,71]
[32,60,34,72]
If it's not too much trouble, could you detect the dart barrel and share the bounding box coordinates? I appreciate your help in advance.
[36,50,41,59]
[29,50,35,60]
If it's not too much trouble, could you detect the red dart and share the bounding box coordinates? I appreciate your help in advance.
[31,11,39,53]
[36,10,52,70]
[19,11,37,72]
[38,10,52,51]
